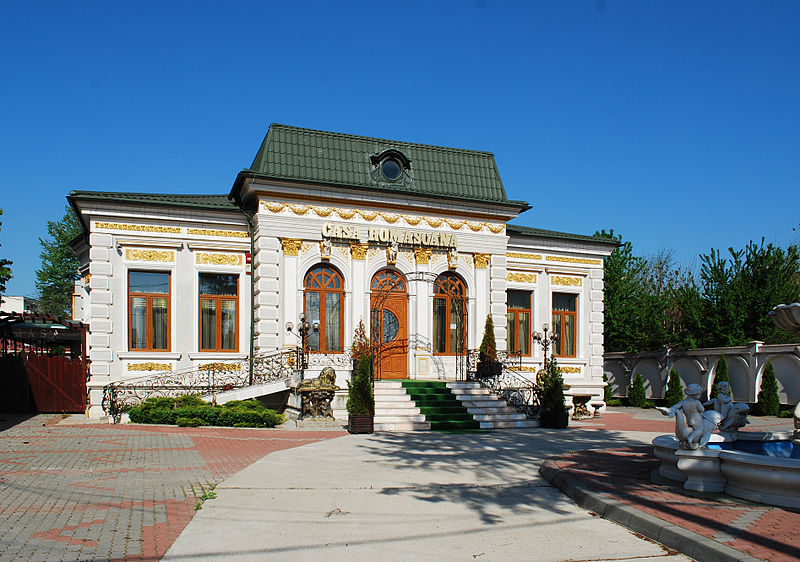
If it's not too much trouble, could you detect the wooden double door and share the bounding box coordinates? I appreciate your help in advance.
[371,270,408,379]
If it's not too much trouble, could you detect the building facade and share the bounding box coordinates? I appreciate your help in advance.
[69,124,617,418]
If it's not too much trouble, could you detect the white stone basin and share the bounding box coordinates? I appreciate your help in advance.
[652,431,800,509]
[769,302,800,336]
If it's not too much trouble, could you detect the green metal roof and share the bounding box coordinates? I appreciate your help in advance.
[69,191,239,212]
[242,124,529,208]
[507,224,620,246]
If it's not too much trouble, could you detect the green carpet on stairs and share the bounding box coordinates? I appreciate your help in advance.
[400,380,480,431]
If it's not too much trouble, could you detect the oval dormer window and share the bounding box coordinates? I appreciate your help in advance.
[380,158,402,181]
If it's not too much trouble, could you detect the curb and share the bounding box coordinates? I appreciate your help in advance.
[538,459,761,562]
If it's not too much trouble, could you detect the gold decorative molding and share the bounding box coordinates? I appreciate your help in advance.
[546,255,602,265]
[507,252,543,260]
[552,276,583,286]
[301,243,315,254]
[198,362,240,372]
[187,228,248,238]
[414,248,432,265]
[516,366,538,373]
[560,366,582,374]
[350,243,368,260]
[196,252,243,266]
[507,272,537,283]
[125,249,175,262]
[473,253,490,269]
[280,238,303,256]
[128,362,172,372]
[96,222,180,234]
[259,200,506,234]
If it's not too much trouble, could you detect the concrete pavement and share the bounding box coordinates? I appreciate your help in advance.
[164,424,690,561]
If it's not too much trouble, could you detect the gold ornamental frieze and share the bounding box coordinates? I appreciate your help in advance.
[198,362,240,372]
[560,366,582,374]
[125,249,175,263]
[187,228,248,238]
[473,253,490,269]
[349,243,368,260]
[260,200,505,235]
[280,238,303,256]
[128,362,172,372]
[196,252,243,266]
[96,222,181,234]
[546,256,602,265]
[507,252,543,260]
[507,272,537,284]
[552,276,583,287]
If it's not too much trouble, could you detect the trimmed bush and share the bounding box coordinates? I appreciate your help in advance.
[539,358,568,428]
[628,373,647,408]
[710,354,729,401]
[479,315,497,362]
[603,372,613,403]
[127,395,284,428]
[753,360,780,416]
[664,369,684,407]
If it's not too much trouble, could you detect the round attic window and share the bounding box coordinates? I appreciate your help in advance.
[380,158,402,181]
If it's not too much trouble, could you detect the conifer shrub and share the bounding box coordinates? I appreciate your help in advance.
[627,373,647,408]
[664,369,684,407]
[539,358,568,428]
[603,372,613,403]
[346,320,374,417]
[753,360,780,416]
[478,315,497,362]
[710,354,729,401]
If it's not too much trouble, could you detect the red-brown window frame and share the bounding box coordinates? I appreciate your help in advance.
[304,265,345,353]
[507,290,532,356]
[433,273,467,356]
[128,271,171,352]
[552,293,577,358]
[199,274,239,353]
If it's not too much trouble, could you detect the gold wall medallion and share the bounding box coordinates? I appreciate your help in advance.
[196,252,243,266]
[125,249,175,262]
[552,276,583,286]
[507,272,537,283]
[128,362,172,372]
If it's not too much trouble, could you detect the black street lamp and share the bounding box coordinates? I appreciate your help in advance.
[286,312,319,379]
[532,323,558,367]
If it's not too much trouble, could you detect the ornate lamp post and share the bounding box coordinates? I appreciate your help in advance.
[286,312,319,380]
[532,323,558,367]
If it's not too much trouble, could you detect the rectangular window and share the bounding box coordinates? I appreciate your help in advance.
[129,271,170,351]
[552,293,577,357]
[199,273,238,352]
[506,290,531,356]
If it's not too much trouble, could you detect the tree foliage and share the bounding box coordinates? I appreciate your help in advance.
[479,314,497,362]
[664,369,684,407]
[0,208,12,295]
[35,206,82,317]
[600,231,800,352]
[710,354,729,400]
[627,372,647,407]
[753,361,780,416]
[538,357,568,428]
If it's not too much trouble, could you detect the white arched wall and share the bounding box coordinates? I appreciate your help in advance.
[760,354,800,404]
[631,359,661,399]
[672,357,705,398]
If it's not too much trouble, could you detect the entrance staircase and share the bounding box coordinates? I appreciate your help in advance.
[373,380,538,431]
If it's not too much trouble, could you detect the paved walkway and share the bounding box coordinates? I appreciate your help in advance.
[0,413,343,561]
[0,409,795,561]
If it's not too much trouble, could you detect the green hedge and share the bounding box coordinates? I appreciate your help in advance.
[128,396,284,428]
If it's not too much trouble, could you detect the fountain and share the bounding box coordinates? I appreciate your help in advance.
[651,302,800,508]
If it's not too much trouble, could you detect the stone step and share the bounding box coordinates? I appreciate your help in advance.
[373,394,414,402]
[460,400,516,410]
[479,419,540,429]
[471,412,527,422]
[374,414,428,423]
[375,407,422,416]
[464,406,520,415]
[374,421,432,431]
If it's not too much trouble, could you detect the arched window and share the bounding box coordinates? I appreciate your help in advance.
[432,272,467,355]
[304,265,344,352]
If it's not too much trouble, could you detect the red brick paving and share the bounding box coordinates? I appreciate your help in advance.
[0,414,345,561]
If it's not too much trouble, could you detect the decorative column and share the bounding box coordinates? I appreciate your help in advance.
[350,243,368,341]
[474,253,491,346]
[589,267,605,386]
[251,215,283,351]
[489,253,507,351]
[413,247,433,377]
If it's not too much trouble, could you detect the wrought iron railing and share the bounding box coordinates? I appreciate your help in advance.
[467,350,541,419]
[102,348,299,423]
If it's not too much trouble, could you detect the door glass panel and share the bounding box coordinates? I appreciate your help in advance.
[433,298,446,353]
[325,293,341,351]
[151,297,168,349]
[382,310,399,343]
[506,312,516,353]
[221,300,236,350]
[201,299,216,350]
[564,314,575,356]
[306,292,320,351]
[519,312,530,355]
[131,297,147,349]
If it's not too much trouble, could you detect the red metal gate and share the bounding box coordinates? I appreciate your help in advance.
[23,353,86,413]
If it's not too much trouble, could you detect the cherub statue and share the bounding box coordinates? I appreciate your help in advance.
[704,381,749,432]
[386,241,398,264]
[658,383,722,450]
[447,248,458,269]
[320,238,332,259]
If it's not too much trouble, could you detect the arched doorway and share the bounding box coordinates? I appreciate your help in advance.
[371,269,408,379]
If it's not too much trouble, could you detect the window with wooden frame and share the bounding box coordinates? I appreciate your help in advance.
[304,265,344,353]
[199,273,239,352]
[432,272,467,355]
[506,290,531,356]
[128,271,170,351]
[552,293,577,357]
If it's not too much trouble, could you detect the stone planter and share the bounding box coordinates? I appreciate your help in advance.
[540,410,569,429]
[348,415,374,434]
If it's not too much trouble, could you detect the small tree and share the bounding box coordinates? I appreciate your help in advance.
[346,321,374,417]
[664,369,684,407]
[710,354,729,400]
[628,373,647,408]
[35,205,82,317]
[603,372,613,403]
[478,314,497,362]
[539,357,568,428]
[753,360,780,416]
[0,208,12,296]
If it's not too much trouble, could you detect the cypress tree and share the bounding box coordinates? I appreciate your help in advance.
[603,372,613,403]
[710,354,729,401]
[628,373,647,408]
[754,361,780,416]
[664,369,684,407]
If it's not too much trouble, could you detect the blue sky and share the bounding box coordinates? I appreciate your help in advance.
[1,1,798,298]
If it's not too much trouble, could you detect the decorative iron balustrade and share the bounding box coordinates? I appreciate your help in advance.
[467,350,540,419]
[102,348,299,423]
